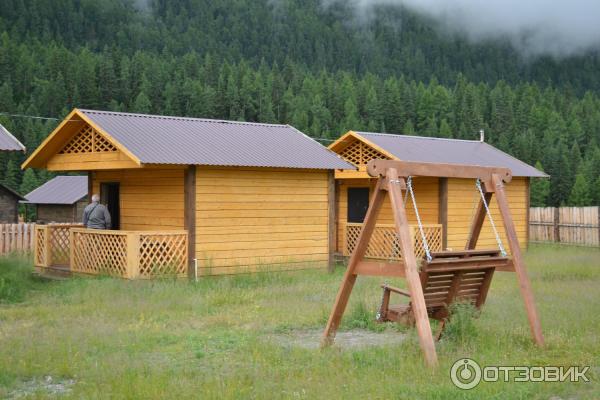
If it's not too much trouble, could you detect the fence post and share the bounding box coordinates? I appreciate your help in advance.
[44,226,52,267]
[553,207,560,243]
[69,229,75,272]
[126,232,140,279]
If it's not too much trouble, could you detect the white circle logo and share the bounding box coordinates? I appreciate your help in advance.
[450,358,482,390]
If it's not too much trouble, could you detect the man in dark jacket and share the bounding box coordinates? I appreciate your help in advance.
[82,194,112,229]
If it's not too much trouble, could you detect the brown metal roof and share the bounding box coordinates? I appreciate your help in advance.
[22,176,88,205]
[0,123,25,152]
[79,109,353,170]
[354,132,547,177]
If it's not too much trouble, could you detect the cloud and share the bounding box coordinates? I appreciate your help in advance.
[342,0,600,57]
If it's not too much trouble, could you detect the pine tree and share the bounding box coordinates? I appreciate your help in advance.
[3,159,19,190]
[568,174,592,206]
[530,162,550,207]
[19,168,38,196]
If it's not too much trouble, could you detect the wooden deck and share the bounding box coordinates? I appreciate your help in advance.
[34,224,188,279]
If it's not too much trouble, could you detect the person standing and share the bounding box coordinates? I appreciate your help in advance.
[82,194,112,229]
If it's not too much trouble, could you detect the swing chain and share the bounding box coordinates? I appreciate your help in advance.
[475,179,507,256]
[407,176,433,263]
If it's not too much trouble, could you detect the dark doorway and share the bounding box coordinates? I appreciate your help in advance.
[100,182,120,229]
[347,187,370,223]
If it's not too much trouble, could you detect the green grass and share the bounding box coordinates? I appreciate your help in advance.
[0,244,598,399]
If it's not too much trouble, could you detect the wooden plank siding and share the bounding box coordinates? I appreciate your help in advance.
[194,166,330,275]
[336,177,439,252]
[92,168,185,230]
[447,177,528,251]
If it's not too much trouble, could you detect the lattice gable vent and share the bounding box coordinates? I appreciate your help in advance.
[59,124,117,154]
[339,139,389,166]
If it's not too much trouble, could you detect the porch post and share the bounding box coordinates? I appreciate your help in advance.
[184,165,196,279]
[327,170,336,272]
[438,177,448,249]
[126,232,141,279]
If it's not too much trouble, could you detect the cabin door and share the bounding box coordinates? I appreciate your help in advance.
[100,182,120,230]
[347,187,370,223]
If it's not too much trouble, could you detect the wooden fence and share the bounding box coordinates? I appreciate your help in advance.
[0,223,36,254]
[529,206,600,246]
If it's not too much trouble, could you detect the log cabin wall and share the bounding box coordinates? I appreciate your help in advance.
[446,177,528,251]
[91,168,185,231]
[194,166,330,275]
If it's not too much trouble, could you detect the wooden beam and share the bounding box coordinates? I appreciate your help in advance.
[184,166,196,279]
[87,171,93,200]
[387,168,437,367]
[465,192,493,250]
[368,160,512,183]
[438,177,448,249]
[526,178,531,249]
[492,173,544,346]
[321,178,386,346]
[328,170,336,272]
[354,260,406,277]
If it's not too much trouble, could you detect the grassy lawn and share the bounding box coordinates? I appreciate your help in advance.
[0,244,598,399]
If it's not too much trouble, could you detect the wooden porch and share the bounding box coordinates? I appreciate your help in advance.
[343,222,443,260]
[34,224,188,279]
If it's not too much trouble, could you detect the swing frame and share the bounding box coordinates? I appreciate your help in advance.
[321,159,544,367]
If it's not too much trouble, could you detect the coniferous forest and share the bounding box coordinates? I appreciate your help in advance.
[1,0,599,206]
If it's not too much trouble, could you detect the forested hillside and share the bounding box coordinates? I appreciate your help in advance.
[0,0,599,206]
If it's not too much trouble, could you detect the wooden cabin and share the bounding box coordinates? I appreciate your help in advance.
[328,131,546,259]
[22,109,353,278]
[0,183,24,223]
[0,123,26,223]
[22,176,88,223]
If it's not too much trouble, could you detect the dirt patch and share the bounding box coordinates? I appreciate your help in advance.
[270,329,407,349]
[8,376,75,399]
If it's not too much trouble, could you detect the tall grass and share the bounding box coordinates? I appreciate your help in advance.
[0,255,37,303]
[0,244,598,399]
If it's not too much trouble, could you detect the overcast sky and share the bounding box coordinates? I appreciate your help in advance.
[348,0,600,57]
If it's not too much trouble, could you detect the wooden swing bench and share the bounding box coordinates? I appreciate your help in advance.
[321,160,544,368]
[377,249,507,339]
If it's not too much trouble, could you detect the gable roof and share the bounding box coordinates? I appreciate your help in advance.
[0,183,25,200]
[22,176,88,205]
[330,131,547,177]
[0,123,25,152]
[23,109,353,170]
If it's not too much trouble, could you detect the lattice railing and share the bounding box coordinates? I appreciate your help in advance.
[71,229,128,276]
[344,223,443,261]
[59,124,117,154]
[138,232,187,277]
[70,228,187,279]
[340,140,389,167]
[34,224,82,267]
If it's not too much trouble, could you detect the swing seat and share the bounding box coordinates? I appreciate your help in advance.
[377,249,501,339]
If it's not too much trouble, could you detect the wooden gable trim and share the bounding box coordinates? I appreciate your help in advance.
[328,131,398,163]
[22,108,141,170]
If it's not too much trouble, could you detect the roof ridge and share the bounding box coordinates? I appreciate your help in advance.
[79,109,289,128]
[357,131,480,143]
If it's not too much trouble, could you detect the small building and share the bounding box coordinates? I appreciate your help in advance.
[0,123,26,222]
[22,176,88,223]
[0,183,25,223]
[22,109,352,277]
[328,131,546,259]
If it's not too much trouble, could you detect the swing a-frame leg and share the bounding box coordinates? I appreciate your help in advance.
[321,170,438,367]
